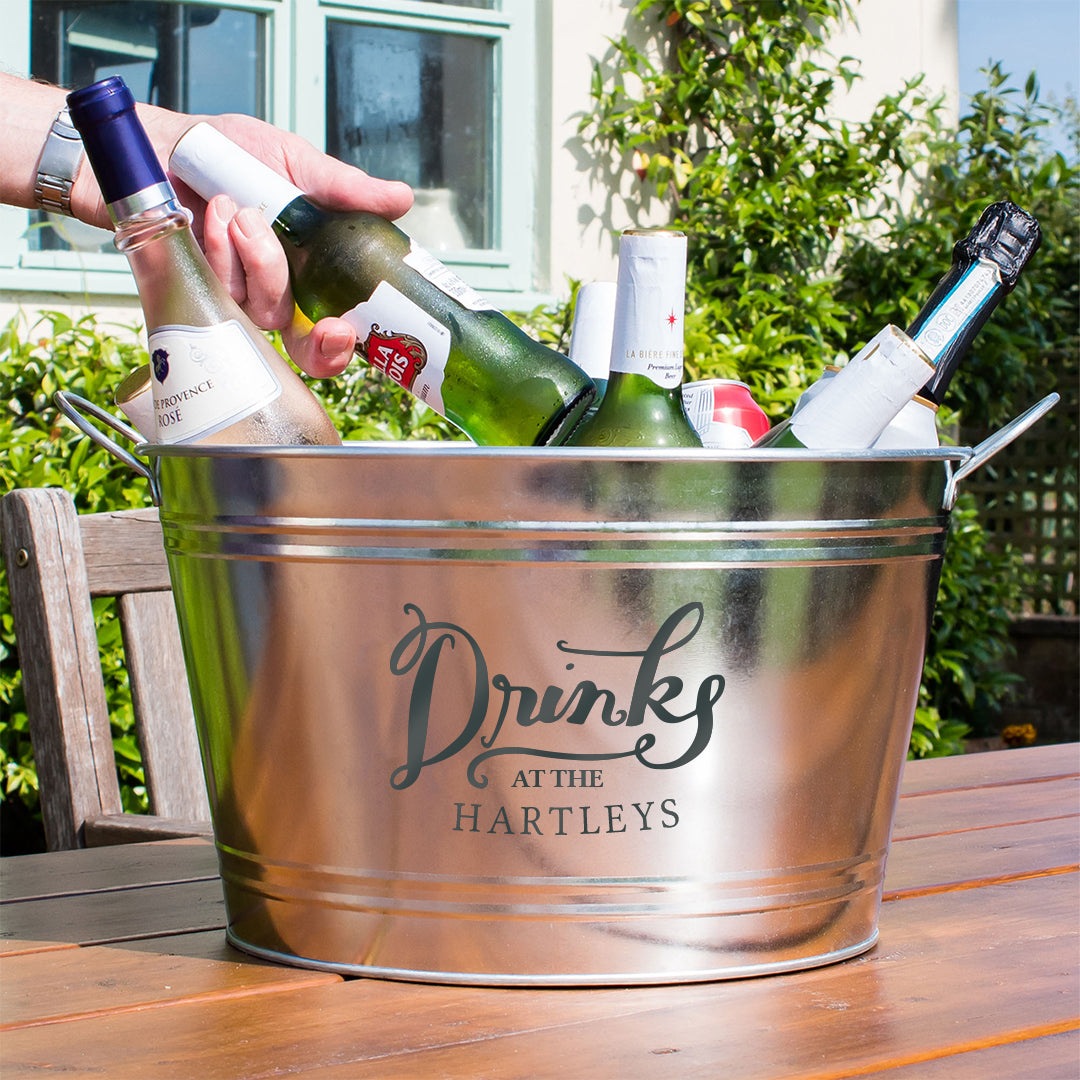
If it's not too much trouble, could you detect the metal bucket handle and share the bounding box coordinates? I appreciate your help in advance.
[942,392,1059,510]
[53,387,1058,514]
[53,390,161,504]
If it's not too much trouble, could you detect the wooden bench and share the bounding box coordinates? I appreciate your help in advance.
[1,487,211,850]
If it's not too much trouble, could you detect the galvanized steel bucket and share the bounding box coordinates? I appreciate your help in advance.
[56,393,1057,985]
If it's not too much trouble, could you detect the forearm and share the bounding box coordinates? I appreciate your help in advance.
[0,72,202,229]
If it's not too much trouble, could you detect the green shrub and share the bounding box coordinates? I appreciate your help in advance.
[1,311,155,848]
[910,497,1035,757]
[573,0,1077,754]
[0,309,462,850]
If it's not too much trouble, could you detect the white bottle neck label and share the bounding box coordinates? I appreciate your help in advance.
[170,123,302,224]
[609,233,686,388]
[340,280,450,416]
[147,320,282,443]
[569,281,617,381]
[789,325,934,449]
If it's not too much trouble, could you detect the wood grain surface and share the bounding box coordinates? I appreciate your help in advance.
[1,746,1076,1080]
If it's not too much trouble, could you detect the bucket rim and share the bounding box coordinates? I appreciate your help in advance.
[137,441,974,465]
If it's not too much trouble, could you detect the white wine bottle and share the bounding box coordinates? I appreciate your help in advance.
[169,123,594,447]
[568,230,701,447]
[754,325,934,449]
[66,78,340,447]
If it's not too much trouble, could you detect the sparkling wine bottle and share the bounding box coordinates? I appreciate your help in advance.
[874,201,1041,448]
[567,230,701,447]
[66,78,340,447]
[788,202,1042,450]
[169,123,594,447]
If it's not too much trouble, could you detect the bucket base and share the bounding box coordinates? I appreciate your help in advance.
[224,927,880,986]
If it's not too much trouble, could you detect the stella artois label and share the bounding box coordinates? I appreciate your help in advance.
[341,281,449,415]
[403,241,495,312]
[366,325,428,389]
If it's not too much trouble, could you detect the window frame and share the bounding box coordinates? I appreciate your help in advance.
[0,0,539,303]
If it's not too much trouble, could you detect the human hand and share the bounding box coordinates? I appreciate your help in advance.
[169,114,413,377]
[3,76,407,376]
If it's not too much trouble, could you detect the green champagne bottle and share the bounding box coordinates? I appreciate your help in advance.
[568,230,701,448]
[169,124,594,447]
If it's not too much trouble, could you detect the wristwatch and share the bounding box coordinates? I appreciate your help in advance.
[33,107,85,216]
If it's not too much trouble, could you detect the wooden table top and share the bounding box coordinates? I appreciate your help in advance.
[2,743,1077,1079]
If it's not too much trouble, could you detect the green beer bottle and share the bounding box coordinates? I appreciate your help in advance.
[169,124,594,447]
[568,230,701,448]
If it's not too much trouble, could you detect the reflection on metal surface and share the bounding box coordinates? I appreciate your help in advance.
[151,444,960,984]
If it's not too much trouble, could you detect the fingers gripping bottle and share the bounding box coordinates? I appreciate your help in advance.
[169,123,594,447]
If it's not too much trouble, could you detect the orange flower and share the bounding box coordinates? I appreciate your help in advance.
[1001,723,1037,748]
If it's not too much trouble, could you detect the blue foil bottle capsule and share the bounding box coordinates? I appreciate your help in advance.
[66,75,175,221]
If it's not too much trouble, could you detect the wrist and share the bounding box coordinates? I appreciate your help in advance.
[32,107,85,217]
[0,74,71,212]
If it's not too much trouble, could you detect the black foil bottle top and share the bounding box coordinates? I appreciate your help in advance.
[913,200,1042,406]
[954,201,1042,290]
[66,75,169,207]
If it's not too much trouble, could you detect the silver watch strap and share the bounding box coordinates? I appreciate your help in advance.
[33,107,86,216]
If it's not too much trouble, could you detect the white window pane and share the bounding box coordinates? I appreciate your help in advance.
[326,20,494,251]
[30,2,266,252]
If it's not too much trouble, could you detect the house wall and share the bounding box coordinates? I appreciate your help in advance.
[0,0,959,337]
[539,0,960,294]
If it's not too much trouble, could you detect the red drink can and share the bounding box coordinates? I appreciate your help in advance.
[682,379,771,448]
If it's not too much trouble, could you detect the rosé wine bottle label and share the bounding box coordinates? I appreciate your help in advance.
[147,320,281,443]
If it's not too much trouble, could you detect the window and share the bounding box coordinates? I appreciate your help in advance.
[326,20,493,250]
[0,1,537,302]
[31,2,266,114]
[28,2,266,255]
